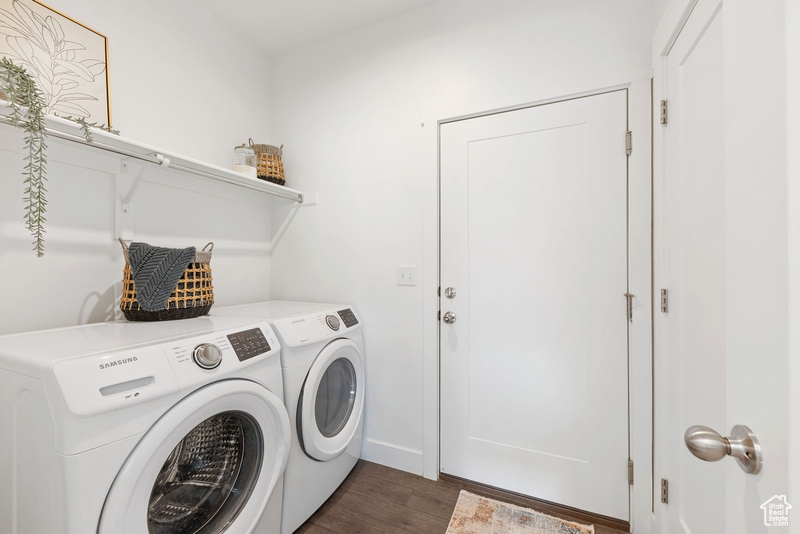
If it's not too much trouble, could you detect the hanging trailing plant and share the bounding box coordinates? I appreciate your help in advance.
[0,57,118,257]
[0,56,47,257]
[61,115,119,142]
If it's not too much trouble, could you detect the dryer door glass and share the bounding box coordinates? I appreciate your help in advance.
[315,357,357,438]
[298,338,365,461]
[148,411,263,534]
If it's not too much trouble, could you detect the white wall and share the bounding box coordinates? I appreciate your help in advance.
[0,0,275,335]
[269,0,652,475]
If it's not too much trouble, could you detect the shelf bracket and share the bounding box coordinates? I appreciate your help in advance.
[121,153,171,213]
[270,193,318,252]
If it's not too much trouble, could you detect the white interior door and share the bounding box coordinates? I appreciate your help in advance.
[657,0,789,531]
[440,90,630,521]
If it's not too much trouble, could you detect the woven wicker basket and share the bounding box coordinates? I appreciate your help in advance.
[119,239,214,321]
[251,140,285,186]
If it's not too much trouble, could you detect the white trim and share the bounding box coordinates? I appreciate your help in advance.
[787,0,800,524]
[421,106,441,481]
[627,79,654,534]
[652,0,700,57]
[360,437,424,475]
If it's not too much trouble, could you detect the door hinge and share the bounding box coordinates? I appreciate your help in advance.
[661,478,669,504]
[660,100,668,125]
[624,292,635,321]
[660,289,669,313]
[628,459,634,485]
[625,131,632,156]
[437,310,441,321]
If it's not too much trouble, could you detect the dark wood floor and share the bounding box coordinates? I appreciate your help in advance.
[295,460,630,534]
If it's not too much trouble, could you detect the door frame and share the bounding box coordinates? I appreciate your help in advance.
[420,80,652,532]
[789,0,800,524]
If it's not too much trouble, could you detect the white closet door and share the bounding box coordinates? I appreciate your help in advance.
[440,90,629,520]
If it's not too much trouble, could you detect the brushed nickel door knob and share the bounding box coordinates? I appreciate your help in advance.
[684,424,762,474]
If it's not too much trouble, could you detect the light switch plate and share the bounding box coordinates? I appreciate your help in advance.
[397,265,416,286]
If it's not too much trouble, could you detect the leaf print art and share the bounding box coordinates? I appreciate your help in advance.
[0,0,109,124]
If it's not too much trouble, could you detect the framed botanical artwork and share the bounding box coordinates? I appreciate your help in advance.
[0,0,111,125]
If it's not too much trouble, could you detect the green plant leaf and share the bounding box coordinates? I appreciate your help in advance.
[1,56,49,256]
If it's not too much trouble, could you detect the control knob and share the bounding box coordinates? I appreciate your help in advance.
[325,314,341,331]
[193,343,223,369]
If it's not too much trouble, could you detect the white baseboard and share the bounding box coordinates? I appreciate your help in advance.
[359,438,424,476]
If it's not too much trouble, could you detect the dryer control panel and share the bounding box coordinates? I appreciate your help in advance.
[273,307,361,348]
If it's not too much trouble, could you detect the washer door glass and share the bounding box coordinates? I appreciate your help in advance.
[299,338,365,461]
[98,380,290,534]
[148,411,261,534]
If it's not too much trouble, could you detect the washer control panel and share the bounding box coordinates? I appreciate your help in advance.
[52,321,281,417]
[337,308,359,328]
[227,327,272,361]
[192,343,223,369]
[325,314,341,331]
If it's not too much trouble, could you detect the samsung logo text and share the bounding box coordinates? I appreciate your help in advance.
[99,356,138,370]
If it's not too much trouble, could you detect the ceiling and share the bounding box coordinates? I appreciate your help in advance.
[195,0,442,56]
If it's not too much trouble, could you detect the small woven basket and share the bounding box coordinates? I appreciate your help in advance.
[250,139,285,186]
[119,239,215,321]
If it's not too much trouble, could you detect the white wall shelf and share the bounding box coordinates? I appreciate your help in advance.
[0,101,304,204]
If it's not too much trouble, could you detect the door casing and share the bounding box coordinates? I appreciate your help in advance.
[420,80,653,532]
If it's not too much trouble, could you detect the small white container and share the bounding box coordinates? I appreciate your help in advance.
[233,143,257,178]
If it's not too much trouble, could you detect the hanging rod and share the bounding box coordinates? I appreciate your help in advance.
[0,106,304,204]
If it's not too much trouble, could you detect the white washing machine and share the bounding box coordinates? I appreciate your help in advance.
[213,301,365,534]
[0,315,291,534]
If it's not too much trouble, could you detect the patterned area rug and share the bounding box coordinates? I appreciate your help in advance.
[446,491,595,534]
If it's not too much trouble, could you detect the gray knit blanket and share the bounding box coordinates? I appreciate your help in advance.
[128,242,196,312]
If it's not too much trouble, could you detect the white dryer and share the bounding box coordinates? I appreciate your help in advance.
[213,301,365,534]
[0,316,291,534]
